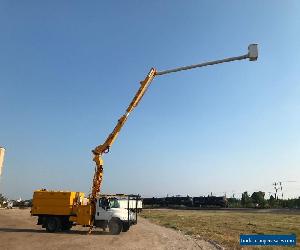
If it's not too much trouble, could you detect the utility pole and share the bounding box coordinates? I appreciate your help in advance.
[273,181,279,200]
[273,181,296,200]
[280,182,283,199]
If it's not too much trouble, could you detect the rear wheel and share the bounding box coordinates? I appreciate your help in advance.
[108,219,122,235]
[61,221,73,231]
[45,217,61,233]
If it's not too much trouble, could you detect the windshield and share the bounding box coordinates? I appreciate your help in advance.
[109,198,120,208]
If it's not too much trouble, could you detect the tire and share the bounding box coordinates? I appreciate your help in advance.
[122,223,130,232]
[61,222,73,231]
[108,219,122,235]
[45,217,61,233]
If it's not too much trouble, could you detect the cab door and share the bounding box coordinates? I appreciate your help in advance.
[95,198,112,221]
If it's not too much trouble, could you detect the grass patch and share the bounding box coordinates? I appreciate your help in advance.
[141,209,300,249]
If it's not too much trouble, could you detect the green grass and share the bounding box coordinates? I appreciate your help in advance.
[141,209,300,249]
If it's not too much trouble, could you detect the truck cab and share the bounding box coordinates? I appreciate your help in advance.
[94,196,137,234]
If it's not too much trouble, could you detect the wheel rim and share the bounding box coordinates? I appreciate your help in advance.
[109,221,120,234]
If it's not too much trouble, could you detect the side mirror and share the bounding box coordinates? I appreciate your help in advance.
[248,44,258,61]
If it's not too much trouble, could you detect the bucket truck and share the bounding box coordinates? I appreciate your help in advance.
[31,44,258,234]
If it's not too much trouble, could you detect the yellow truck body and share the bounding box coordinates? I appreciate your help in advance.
[73,204,92,226]
[31,190,85,216]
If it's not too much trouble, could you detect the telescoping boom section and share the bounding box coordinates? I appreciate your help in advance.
[89,44,258,231]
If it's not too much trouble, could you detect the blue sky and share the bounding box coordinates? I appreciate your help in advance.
[1,1,300,199]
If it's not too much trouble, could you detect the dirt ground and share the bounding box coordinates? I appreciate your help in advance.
[0,208,219,250]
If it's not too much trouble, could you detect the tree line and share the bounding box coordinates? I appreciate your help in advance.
[228,191,300,208]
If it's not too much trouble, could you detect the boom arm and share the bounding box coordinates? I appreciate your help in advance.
[88,44,258,232]
[92,68,156,156]
[90,68,156,206]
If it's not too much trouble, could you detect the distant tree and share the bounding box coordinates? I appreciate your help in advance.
[251,191,266,208]
[0,193,7,206]
[227,198,241,208]
[280,197,300,209]
[269,195,276,207]
[241,192,252,207]
[297,197,300,208]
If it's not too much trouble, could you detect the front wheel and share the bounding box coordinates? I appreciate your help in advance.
[122,223,130,232]
[108,219,122,235]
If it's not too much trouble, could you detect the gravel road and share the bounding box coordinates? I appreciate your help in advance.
[0,208,219,250]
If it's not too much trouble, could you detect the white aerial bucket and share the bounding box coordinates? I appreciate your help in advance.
[0,147,5,176]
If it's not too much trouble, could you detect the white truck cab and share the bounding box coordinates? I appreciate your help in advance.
[94,195,139,234]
